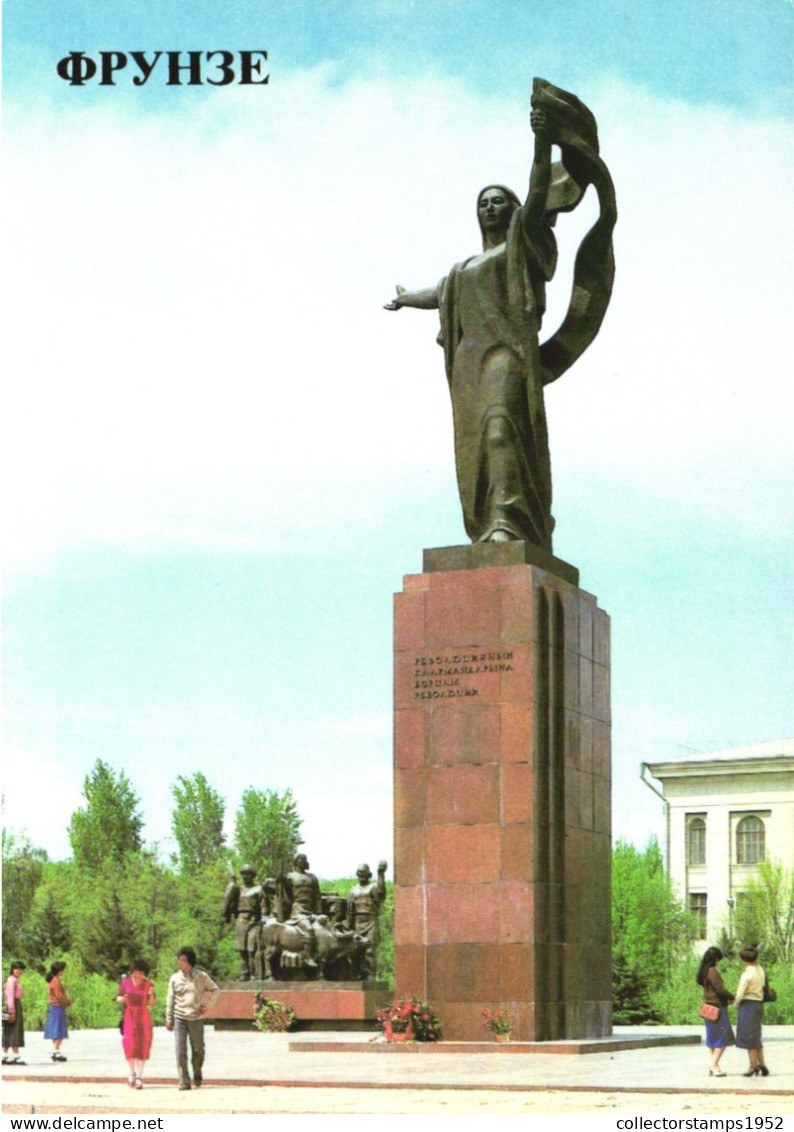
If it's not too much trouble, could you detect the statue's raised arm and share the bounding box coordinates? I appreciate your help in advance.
[384,77,616,552]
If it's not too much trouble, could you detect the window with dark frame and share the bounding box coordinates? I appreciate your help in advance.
[687,816,706,866]
[736,815,765,865]
[689,892,707,937]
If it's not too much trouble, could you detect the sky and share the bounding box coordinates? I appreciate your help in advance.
[2,0,792,880]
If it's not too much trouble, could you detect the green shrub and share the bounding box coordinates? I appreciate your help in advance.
[649,955,794,1026]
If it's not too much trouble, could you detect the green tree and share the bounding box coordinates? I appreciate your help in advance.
[611,837,694,1023]
[28,869,72,966]
[733,859,794,965]
[234,788,302,877]
[1,828,47,959]
[68,760,143,869]
[171,773,226,873]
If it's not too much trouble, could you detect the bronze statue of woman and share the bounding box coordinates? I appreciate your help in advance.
[385,79,616,551]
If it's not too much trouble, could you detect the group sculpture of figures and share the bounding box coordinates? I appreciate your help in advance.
[222,856,387,983]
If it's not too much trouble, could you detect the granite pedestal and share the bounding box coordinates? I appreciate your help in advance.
[393,542,611,1042]
[210,982,388,1031]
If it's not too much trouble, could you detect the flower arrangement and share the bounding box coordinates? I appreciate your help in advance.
[376,996,442,1042]
[481,1007,513,1037]
[253,993,297,1033]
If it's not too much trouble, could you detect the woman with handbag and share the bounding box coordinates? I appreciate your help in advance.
[734,945,769,1076]
[43,961,72,1062]
[2,962,26,1065]
[696,946,734,1076]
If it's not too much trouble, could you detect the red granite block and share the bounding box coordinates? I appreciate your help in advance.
[593,773,611,835]
[500,942,535,1000]
[593,661,610,723]
[429,564,505,594]
[501,702,533,763]
[394,591,426,652]
[563,883,583,942]
[426,823,501,884]
[427,942,501,1002]
[563,767,580,827]
[508,999,537,1042]
[593,719,610,778]
[425,571,502,646]
[563,710,581,769]
[501,822,534,881]
[499,565,535,642]
[426,764,500,825]
[501,761,534,824]
[432,999,492,1042]
[209,986,385,1024]
[579,655,594,716]
[578,601,594,659]
[594,607,610,666]
[499,881,533,943]
[428,702,500,766]
[394,885,426,946]
[394,708,426,769]
[563,648,580,712]
[394,943,427,1000]
[558,588,581,650]
[394,767,427,829]
[577,770,594,831]
[402,573,429,592]
[427,883,499,943]
[394,826,426,886]
[564,947,594,1006]
[500,642,533,703]
[590,946,613,999]
[394,651,420,710]
[578,714,594,775]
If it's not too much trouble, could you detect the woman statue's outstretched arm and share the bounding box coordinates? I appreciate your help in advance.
[384,284,439,311]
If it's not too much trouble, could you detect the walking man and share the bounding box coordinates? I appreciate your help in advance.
[165,947,219,1090]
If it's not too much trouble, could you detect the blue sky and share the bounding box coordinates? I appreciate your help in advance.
[3,0,792,878]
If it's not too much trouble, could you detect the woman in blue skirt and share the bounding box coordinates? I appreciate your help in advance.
[735,945,768,1076]
[696,946,735,1076]
[43,962,71,1062]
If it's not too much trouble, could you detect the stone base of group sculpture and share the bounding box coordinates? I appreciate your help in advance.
[209,981,389,1031]
[393,543,612,1042]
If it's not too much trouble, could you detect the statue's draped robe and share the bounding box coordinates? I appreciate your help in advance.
[437,212,557,548]
[436,78,616,551]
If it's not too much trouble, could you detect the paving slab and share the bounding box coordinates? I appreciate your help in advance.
[2,1025,793,1115]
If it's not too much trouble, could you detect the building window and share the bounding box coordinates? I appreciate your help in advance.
[689,893,707,938]
[736,815,765,865]
[687,817,706,866]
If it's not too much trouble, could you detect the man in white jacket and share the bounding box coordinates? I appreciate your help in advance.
[165,947,220,1090]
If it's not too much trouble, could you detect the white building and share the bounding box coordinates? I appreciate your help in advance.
[641,738,794,942]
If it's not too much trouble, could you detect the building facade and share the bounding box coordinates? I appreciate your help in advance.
[642,739,794,942]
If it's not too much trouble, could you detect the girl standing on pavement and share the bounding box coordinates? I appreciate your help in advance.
[43,961,71,1062]
[734,945,769,1076]
[117,960,155,1089]
[696,946,734,1076]
[2,962,26,1065]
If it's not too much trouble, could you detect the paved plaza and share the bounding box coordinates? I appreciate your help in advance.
[2,1026,793,1114]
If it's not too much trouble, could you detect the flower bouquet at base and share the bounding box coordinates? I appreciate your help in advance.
[253,994,297,1033]
[481,1007,514,1041]
[376,996,442,1042]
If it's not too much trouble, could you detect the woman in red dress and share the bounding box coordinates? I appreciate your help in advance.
[116,960,155,1089]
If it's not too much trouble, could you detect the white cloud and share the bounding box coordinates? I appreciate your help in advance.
[2,751,83,860]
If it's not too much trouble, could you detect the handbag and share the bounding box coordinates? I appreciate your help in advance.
[763,984,776,1003]
[699,1002,720,1022]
